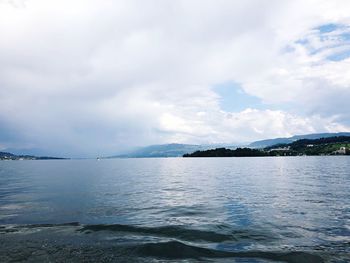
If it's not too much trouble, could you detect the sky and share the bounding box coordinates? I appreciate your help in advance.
[1,0,350,157]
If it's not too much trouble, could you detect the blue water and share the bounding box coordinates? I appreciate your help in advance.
[0,157,349,262]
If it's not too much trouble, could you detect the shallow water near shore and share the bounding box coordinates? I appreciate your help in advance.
[0,157,349,262]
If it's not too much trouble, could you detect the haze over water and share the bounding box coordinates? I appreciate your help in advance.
[0,157,349,262]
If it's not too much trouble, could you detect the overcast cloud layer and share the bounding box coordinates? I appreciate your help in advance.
[1,0,350,157]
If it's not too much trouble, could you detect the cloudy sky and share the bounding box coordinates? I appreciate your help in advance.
[1,0,350,157]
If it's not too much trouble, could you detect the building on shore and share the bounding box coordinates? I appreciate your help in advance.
[269,146,290,152]
[334,147,347,155]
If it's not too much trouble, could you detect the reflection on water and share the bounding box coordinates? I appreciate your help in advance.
[0,157,349,262]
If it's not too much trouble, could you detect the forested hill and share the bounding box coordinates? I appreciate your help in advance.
[266,136,350,156]
[249,132,350,148]
[266,136,350,148]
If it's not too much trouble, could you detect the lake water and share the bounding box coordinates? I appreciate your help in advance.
[0,157,349,262]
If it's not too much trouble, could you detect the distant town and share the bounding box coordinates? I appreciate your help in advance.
[0,152,66,161]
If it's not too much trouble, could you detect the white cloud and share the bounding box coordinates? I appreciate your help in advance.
[0,0,350,156]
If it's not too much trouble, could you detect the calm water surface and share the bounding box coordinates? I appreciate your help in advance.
[0,157,349,262]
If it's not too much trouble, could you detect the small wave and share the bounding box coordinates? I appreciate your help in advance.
[0,222,80,233]
[23,222,80,228]
[79,223,274,243]
[80,224,232,242]
[0,223,325,262]
[1,222,277,245]
[132,240,324,263]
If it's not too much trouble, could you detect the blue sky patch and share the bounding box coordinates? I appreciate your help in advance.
[318,23,338,33]
[214,82,264,112]
[327,49,350,61]
[295,23,350,61]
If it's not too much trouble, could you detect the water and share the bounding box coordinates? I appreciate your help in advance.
[0,157,349,262]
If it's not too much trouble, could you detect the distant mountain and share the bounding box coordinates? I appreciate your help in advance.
[249,132,350,148]
[109,143,237,158]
